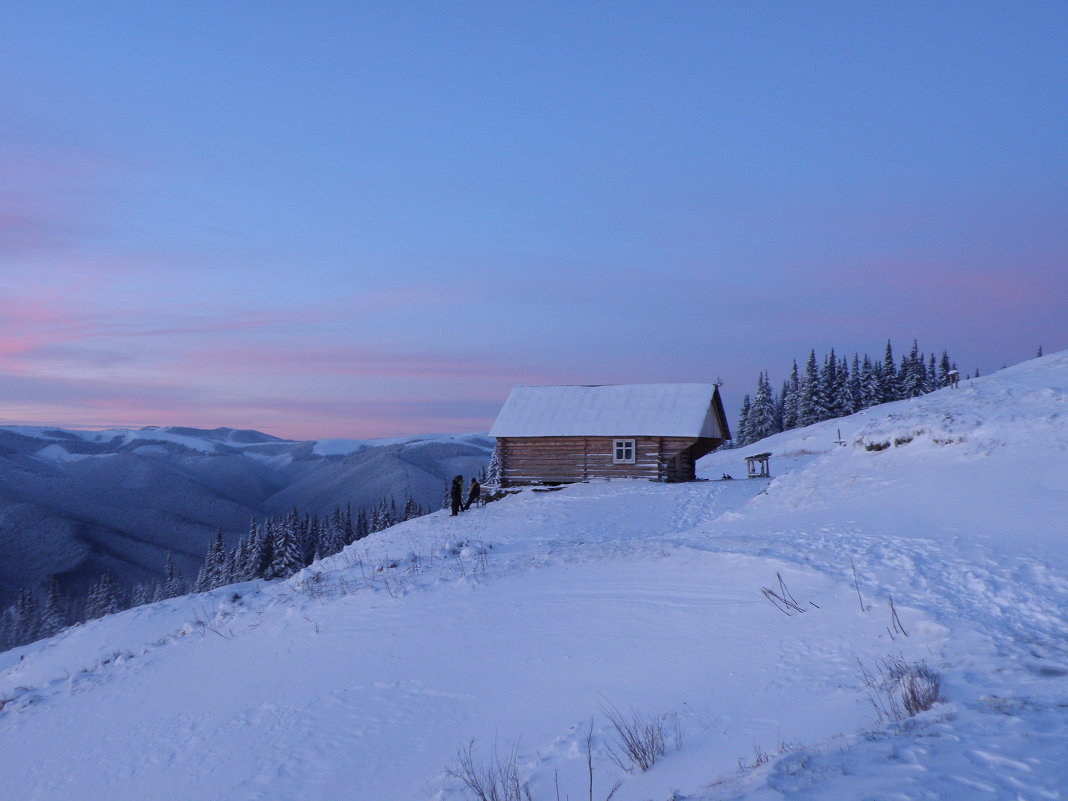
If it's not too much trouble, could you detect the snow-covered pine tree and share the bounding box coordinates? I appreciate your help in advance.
[343,505,355,545]
[862,355,883,408]
[303,516,320,565]
[225,540,242,585]
[939,350,952,388]
[318,515,342,556]
[86,571,122,619]
[356,508,369,540]
[130,582,151,608]
[330,506,343,544]
[813,352,835,422]
[311,522,324,563]
[270,514,304,579]
[39,578,67,638]
[924,353,937,394]
[13,588,39,646]
[747,372,777,443]
[486,450,502,488]
[251,520,274,579]
[0,605,15,651]
[780,360,800,431]
[775,379,788,432]
[402,495,421,521]
[734,393,752,446]
[882,340,899,402]
[371,501,387,533]
[100,571,122,616]
[161,552,185,599]
[195,529,227,593]
[898,339,925,398]
[830,353,849,417]
[844,353,862,415]
[193,562,210,595]
[798,350,819,426]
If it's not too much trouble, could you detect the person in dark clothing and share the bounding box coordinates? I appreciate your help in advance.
[450,475,463,516]
[464,478,481,511]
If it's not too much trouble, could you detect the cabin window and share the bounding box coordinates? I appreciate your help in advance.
[613,439,635,464]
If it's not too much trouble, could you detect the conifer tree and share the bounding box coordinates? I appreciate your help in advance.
[270,515,304,579]
[939,350,952,388]
[747,372,778,443]
[251,521,274,579]
[798,350,819,426]
[486,450,502,487]
[303,516,320,565]
[13,588,39,646]
[735,393,752,446]
[343,505,355,545]
[924,353,937,394]
[882,340,897,401]
[207,529,227,588]
[161,552,185,599]
[131,582,151,608]
[862,355,882,408]
[195,529,227,593]
[39,578,67,638]
[845,353,862,415]
[330,506,343,543]
[193,563,210,595]
[813,353,834,422]
[403,495,421,521]
[775,379,788,432]
[781,360,800,430]
[898,339,925,398]
[86,571,122,619]
[0,605,16,651]
[831,353,849,417]
[223,542,239,584]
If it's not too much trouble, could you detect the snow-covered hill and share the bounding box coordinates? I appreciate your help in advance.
[1,353,1066,799]
[0,426,493,600]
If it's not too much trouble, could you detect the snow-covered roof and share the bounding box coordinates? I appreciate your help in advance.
[489,383,728,438]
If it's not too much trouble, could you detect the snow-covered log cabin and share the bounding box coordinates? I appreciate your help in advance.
[489,383,731,486]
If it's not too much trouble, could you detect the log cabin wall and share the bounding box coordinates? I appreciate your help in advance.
[497,436,717,486]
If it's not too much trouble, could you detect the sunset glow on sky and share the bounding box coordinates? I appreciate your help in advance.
[2,3,1066,439]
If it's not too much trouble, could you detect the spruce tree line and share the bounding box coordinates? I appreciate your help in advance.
[733,339,958,447]
[0,493,429,653]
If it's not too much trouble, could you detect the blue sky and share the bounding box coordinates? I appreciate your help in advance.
[2,2,1066,438]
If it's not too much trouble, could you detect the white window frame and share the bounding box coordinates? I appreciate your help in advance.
[613,439,636,464]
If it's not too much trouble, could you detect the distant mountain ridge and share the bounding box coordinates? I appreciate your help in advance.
[0,425,493,602]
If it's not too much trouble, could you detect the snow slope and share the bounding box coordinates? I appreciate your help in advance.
[1,353,1066,800]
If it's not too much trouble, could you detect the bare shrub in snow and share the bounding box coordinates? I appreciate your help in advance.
[448,739,532,801]
[760,572,814,615]
[859,656,943,724]
[601,703,678,773]
[736,736,796,773]
[581,718,622,801]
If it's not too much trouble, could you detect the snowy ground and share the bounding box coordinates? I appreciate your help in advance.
[1,353,1066,800]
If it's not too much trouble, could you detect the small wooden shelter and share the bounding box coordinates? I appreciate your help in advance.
[745,452,771,478]
[490,383,731,486]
